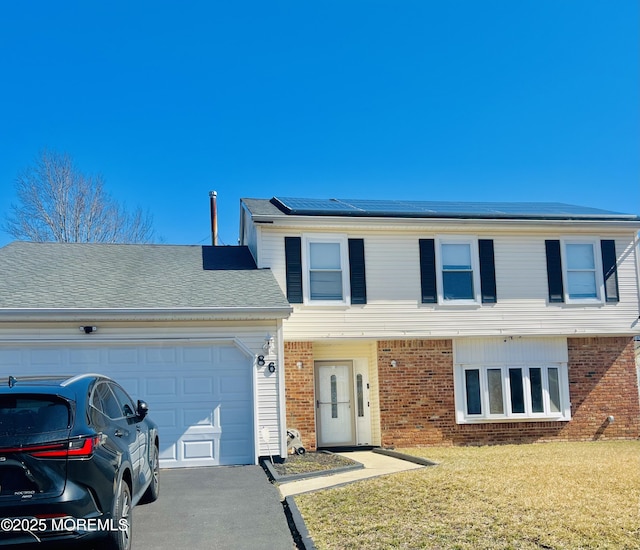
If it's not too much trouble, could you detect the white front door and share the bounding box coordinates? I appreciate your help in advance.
[316,362,355,446]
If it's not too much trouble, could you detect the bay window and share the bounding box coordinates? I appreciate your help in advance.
[460,364,569,422]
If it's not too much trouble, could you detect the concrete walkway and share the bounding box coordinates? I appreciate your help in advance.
[278,451,425,497]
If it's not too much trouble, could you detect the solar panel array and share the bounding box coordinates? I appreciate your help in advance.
[271,197,637,220]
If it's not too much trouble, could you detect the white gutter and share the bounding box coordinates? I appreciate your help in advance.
[0,307,292,322]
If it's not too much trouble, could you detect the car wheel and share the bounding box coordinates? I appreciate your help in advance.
[141,444,160,504]
[102,481,132,550]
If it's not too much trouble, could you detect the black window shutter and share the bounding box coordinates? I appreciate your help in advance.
[419,239,437,303]
[478,239,497,303]
[284,237,303,303]
[348,239,367,305]
[545,240,564,303]
[600,240,619,303]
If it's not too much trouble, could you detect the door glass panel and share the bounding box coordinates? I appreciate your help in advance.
[509,368,525,414]
[465,369,481,415]
[330,375,338,418]
[487,369,504,414]
[548,368,561,413]
[356,374,364,418]
[530,368,544,413]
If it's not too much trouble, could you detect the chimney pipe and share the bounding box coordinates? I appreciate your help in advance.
[209,191,218,246]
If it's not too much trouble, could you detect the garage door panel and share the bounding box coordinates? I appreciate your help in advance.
[183,439,214,460]
[183,408,213,427]
[69,348,101,365]
[145,347,177,363]
[0,342,255,467]
[107,347,140,365]
[146,377,178,396]
[184,377,213,395]
[219,372,251,394]
[0,348,21,366]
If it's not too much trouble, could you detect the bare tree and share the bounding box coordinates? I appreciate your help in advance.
[3,150,155,243]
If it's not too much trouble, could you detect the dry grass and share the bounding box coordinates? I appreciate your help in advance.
[295,441,640,549]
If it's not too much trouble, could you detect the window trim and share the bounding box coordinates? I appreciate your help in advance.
[560,238,604,304]
[301,234,350,305]
[435,236,482,306]
[455,363,571,423]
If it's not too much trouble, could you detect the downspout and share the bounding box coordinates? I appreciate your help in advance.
[277,318,288,459]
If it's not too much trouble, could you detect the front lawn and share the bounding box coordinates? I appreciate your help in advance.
[294,441,640,549]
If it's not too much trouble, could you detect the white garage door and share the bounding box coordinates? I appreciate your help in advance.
[0,341,254,467]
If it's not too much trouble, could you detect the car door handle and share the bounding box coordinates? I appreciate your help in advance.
[114,429,125,437]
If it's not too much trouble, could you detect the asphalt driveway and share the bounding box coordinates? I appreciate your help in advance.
[132,466,295,550]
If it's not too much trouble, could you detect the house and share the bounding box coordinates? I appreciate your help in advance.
[239,197,640,451]
[0,242,291,467]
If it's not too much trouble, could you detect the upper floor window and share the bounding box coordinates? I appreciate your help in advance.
[440,242,476,301]
[308,242,344,301]
[421,237,496,306]
[436,238,482,305]
[563,242,599,301]
[284,235,367,306]
[546,238,612,305]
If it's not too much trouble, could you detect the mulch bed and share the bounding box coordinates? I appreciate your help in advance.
[270,451,358,476]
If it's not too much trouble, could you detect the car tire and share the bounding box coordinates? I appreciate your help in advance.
[140,444,160,504]
[102,481,132,550]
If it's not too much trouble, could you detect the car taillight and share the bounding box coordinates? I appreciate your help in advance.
[29,436,101,458]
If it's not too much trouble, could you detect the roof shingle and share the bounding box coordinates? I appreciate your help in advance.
[0,242,290,314]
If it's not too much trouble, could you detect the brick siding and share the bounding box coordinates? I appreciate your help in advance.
[283,341,317,451]
[284,336,640,450]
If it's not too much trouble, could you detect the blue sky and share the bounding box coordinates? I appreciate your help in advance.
[1,1,638,247]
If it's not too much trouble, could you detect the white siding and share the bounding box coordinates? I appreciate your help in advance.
[454,337,568,366]
[257,228,640,340]
[242,208,260,263]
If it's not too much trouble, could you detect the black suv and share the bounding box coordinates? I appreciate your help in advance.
[0,374,159,549]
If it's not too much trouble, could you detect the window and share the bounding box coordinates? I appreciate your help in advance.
[285,235,367,305]
[110,383,137,418]
[459,365,569,422]
[546,238,611,304]
[563,242,599,301]
[435,238,482,305]
[309,242,343,300]
[356,374,364,418]
[302,235,350,304]
[91,382,123,419]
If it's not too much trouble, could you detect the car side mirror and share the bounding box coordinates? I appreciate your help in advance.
[137,400,149,420]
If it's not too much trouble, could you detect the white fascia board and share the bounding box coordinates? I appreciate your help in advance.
[252,213,640,235]
[0,307,292,322]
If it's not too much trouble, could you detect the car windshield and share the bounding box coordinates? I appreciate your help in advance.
[0,395,70,436]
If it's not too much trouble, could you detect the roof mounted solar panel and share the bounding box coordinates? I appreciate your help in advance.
[270,197,638,221]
